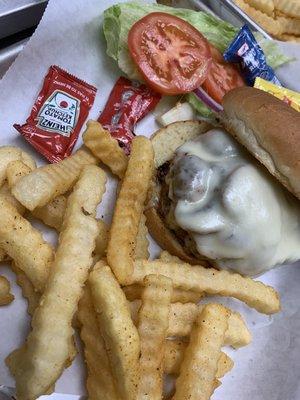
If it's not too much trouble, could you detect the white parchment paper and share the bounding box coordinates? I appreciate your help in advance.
[0,1,299,399]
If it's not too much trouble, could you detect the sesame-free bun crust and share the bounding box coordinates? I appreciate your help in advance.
[221,87,300,200]
[146,120,211,265]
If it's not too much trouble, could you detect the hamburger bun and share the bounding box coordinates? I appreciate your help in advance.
[220,86,300,200]
[146,87,300,265]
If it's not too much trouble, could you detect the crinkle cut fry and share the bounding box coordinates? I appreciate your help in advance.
[6,165,106,400]
[167,302,251,348]
[107,136,154,284]
[89,263,140,400]
[78,285,120,400]
[0,197,54,292]
[130,260,280,314]
[137,274,172,400]
[0,146,36,187]
[11,262,40,315]
[173,304,230,400]
[12,147,97,211]
[32,195,67,231]
[83,120,128,179]
[123,283,203,303]
[164,339,234,377]
[0,159,34,261]
[129,300,251,349]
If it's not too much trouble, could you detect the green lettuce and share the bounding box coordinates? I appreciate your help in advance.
[185,93,213,119]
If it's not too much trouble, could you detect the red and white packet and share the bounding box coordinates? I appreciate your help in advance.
[14,65,97,163]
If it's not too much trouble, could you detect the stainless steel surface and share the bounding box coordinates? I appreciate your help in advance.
[0,38,29,78]
[0,0,47,39]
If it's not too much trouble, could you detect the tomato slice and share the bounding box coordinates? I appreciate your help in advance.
[128,12,212,95]
[202,45,245,104]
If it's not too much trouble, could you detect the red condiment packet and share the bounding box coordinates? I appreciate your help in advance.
[14,65,97,163]
[98,76,161,154]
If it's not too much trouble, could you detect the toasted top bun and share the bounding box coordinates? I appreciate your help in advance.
[145,120,211,265]
[220,86,300,200]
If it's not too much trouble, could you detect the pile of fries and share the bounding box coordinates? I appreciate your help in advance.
[234,0,300,42]
[0,121,281,400]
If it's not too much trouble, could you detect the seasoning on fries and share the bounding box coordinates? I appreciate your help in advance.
[7,165,106,400]
[11,262,40,316]
[173,304,230,400]
[137,274,172,400]
[89,263,140,400]
[0,198,54,292]
[164,340,234,377]
[12,147,97,210]
[0,147,36,187]
[130,260,281,314]
[83,120,128,179]
[78,286,120,400]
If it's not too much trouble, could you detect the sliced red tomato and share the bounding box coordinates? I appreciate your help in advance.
[202,45,245,104]
[128,12,212,95]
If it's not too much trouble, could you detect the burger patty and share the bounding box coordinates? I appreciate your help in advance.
[156,162,208,261]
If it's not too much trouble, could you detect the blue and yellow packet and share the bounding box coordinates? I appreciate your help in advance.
[223,25,281,86]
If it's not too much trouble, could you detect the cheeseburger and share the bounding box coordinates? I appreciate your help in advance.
[146,87,300,276]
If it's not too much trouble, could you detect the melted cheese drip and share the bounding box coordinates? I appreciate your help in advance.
[168,129,300,276]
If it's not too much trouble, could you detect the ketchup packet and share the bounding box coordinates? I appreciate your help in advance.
[223,25,281,86]
[98,77,161,154]
[14,65,97,163]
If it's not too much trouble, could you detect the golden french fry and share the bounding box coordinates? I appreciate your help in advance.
[32,195,67,231]
[107,136,154,284]
[0,160,35,263]
[164,340,233,377]
[244,0,274,16]
[137,274,172,400]
[130,260,280,314]
[0,182,25,215]
[11,262,40,316]
[167,302,251,348]
[274,0,300,18]
[89,263,140,400]
[12,147,97,211]
[130,300,251,348]
[94,219,109,259]
[0,147,36,187]
[234,0,283,35]
[173,304,230,400]
[78,286,120,400]
[6,160,34,187]
[134,213,149,260]
[7,165,106,400]
[0,198,54,292]
[6,159,69,231]
[277,33,300,42]
[123,283,204,303]
[0,276,14,305]
[83,120,128,179]
[277,16,300,35]
[5,159,36,215]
